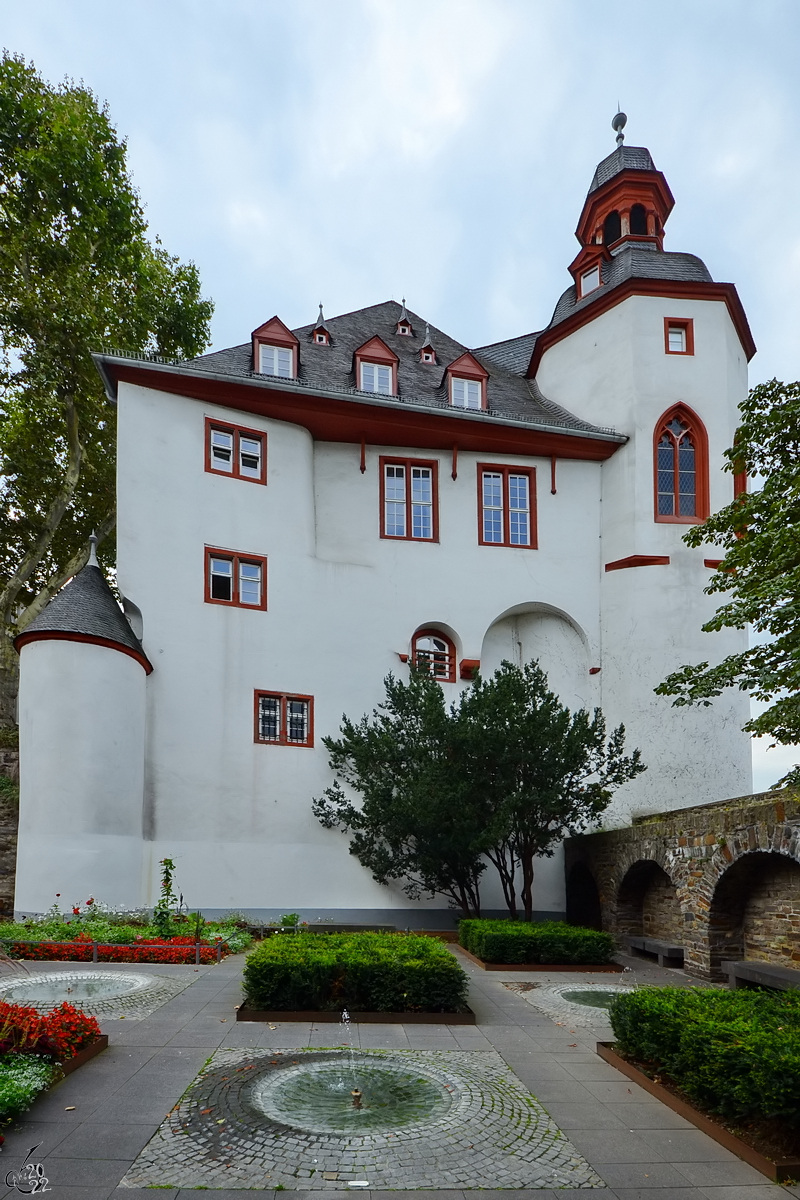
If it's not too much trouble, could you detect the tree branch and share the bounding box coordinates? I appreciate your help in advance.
[0,393,83,621]
[16,508,116,632]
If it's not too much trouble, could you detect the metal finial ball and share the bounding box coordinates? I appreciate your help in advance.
[612,112,627,133]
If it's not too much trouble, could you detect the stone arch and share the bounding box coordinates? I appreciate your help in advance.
[707,850,800,979]
[616,859,683,942]
[566,862,603,930]
[480,603,591,711]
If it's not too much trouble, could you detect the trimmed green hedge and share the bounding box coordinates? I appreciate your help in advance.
[242,932,469,1013]
[609,986,800,1125]
[458,919,614,965]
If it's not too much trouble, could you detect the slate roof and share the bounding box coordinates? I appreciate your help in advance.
[589,145,657,192]
[548,242,713,330]
[186,300,614,437]
[20,563,149,661]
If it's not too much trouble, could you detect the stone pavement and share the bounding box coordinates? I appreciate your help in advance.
[0,949,796,1200]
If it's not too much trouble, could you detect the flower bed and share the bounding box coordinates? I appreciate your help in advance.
[458,919,615,965]
[0,999,104,1122]
[6,935,226,964]
[243,932,470,1013]
[608,986,800,1167]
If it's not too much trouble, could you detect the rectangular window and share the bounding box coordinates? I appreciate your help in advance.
[255,691,314,747]
[664,317,694,355]
[360,361,393,394]
[204,548,267,609]
[477,464,536,548]
[450,377,482,409]
[205,419,266,484]
[380,457,438,541]
[581,265,601,296]
[259,343,294,377]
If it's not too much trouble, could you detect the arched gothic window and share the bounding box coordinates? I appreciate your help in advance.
[654,406,709,523]
[412,629,456,682]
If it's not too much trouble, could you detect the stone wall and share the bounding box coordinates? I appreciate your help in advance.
[0,748,18,918]
[565,791,800,979]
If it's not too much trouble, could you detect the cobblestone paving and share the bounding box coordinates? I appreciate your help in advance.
[512,981,633,1029]
[0,970,195,1020]
[119,1047,605,1190]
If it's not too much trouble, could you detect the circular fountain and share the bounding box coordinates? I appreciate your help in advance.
[0,971,156,1009]
[250,1053,455,1134]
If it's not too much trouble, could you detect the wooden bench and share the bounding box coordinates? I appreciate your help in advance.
[722,959,800,991]
[626,935,684,968]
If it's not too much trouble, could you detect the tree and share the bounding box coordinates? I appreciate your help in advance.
[312,669,487,917]
[313,660,645,920]
[0,53,213,723]
[453,661,645,920]
[656,379,800,773]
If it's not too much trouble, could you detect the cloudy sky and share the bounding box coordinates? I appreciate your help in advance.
[2,0,798,787]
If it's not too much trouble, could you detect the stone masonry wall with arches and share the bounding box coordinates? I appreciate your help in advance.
[565,791,800,979]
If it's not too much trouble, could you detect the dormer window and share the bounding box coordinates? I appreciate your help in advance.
[451,377,482,409]
[397,323,411,336]
[361,362,392,394]
[259,344,294,378]
[314,331,329,346]
[422,350,435,363]
[580,265,601,296]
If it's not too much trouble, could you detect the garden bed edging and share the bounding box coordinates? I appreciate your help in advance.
[236,1006,476,1025]
[456,946,622,972]
[58,1034,109,1076]
[596,1041,800,1184]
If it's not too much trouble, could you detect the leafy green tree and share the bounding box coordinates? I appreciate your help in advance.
[313,661,644,920]
[454,661,645,920]
[0,53,213,722]
[656,379,800,776]
[312,669,487,918]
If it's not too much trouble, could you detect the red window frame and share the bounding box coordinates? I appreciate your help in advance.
[411,629,456,683]
[204,547,268,610]
[205,417,267,485]
[653,404,709,524]
[664,317,694,356]
[379,456,439,542]
[253,690,314,747]
[477,464,537,548]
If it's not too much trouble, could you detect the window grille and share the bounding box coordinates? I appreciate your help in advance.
[255,692,313,746]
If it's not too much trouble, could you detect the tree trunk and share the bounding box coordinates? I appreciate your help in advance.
[486,844,518,918]
[0,633,19,727]
[521,845,535,923]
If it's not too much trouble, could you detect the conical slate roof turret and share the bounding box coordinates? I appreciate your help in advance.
[15,541,152,673]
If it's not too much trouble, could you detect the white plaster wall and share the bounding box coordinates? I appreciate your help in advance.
[16,639,146,913]
[116,384,607,918]
[537,292,752,822]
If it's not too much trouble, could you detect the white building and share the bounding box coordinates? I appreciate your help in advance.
[14,132,756,923]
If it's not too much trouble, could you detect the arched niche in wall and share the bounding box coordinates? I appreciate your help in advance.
[708,850,800,978]
[479,602,590,711]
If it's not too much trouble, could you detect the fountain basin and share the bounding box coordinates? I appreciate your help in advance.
[0,971,156,1009]
[250,1052,455,1134]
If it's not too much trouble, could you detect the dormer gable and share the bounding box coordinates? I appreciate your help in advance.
[419,323,437,364]
[567,242,611,298]
[311,303,330,346]
[252,316,299,378]
[396,299,413,337]
[445,351,489,410]
[354,335,399,396]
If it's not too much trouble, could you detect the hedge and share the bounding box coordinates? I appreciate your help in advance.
[609,986,800,1125]
[242,932,469,1012]
[458,919,614,964]
[6,936,225,964]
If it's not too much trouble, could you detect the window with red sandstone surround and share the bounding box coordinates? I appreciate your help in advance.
[654,405,709,523]
[205,549,267,610]
[478,464,537,547]
[380,457,438,541]
[412,630,456,683]
[664,317,694,355]
[254,691,313,746]
[205,419,266,484]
